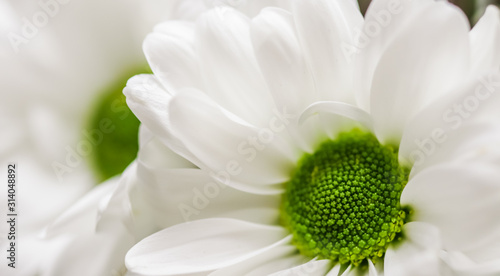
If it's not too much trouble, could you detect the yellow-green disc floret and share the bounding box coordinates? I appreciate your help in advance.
[281,129,410,266]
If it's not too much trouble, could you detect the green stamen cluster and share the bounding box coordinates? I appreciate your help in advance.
[281,129,410,265]
[87,68,150,182]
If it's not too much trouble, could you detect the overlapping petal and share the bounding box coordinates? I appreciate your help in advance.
[167,89,296,194]
[399,71,500,168]
[369,1,470,143]
[292,0,363,104]
[209,246,306,276]
[125,218,291,275]
[195,7,275,126]
[401,162,500,255]
[470,5,500,74]
[384,222,442,276]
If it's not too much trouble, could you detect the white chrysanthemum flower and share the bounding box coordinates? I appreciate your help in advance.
[122,0,500,275]
[0,0,176,275]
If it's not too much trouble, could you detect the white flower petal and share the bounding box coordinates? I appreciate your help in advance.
[95,163,138,234]
[170,0,293,20]
[251,7,336,154]
[46,229,134,276]
[167,89,296,194]
[470,5,500,74]
[295,101,375,150]
[399,72,500,167]
[169,0,210,20]
[355,0,434,109]
[325,264,341,276]
[250,255,308,276]
[137,124,196,170]
[136,162,281,227]
[125,218,291,275]
[401,163,500,252]
[336,265,358,276]
[143,21,205,94]
[441,250,500,276]
[299,101,374,132]
[42,165,144,276]
[369,1,470,144]
[113,140,280,238]
[251,7,316,115]
[404,123,500,177]
[457,230,500,266]
[368,259,378,276]
[42,177,117,238]
[124,74,201,164]
[195,6,275,126]
[270,259,331,276]
[228,0,293,18]
[384,222,441,276]
[124,74,172,140]
[209,245,304,276]
[292,0,363,104]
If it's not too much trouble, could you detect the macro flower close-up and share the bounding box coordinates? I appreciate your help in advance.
[2,0,500,275]
[123,0,500,275]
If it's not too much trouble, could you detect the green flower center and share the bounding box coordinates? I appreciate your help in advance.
[86,68,149,182]
[281,129,410,266]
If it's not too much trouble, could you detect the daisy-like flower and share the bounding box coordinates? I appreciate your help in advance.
[0,0,175,274]
[123,0,499,275]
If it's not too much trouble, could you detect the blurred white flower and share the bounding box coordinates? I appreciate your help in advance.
[122,0,500,275]
[0,0,174,274]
